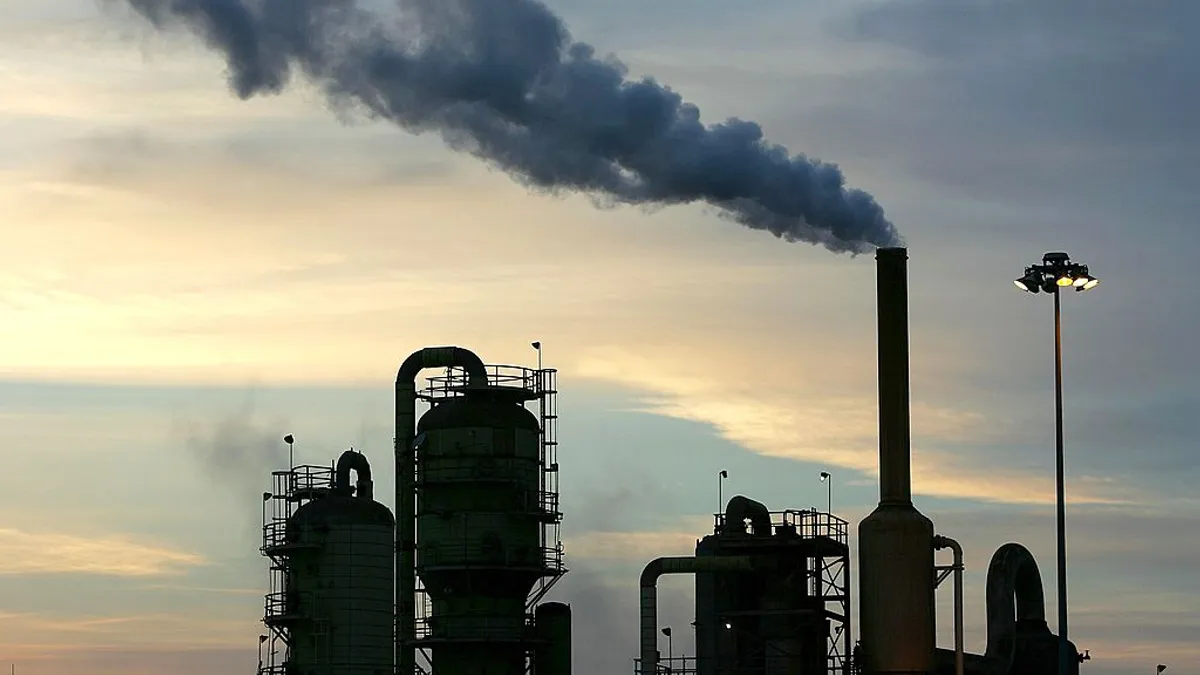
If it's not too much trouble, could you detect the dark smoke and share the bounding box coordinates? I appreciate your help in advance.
[178,412,287,507]
[118,0,901,253]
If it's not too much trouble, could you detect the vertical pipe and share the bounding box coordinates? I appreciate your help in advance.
[1053,290,1070,675]
[394,347,488,675]
[934,536,964,675]
[876,247,912,506]
[954,555,963,675]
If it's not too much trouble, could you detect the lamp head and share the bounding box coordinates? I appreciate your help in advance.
[1014,267,1042,293]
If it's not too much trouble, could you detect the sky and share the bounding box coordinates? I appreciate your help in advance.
[1,0,1197,673]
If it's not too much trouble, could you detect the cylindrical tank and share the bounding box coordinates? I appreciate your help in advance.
[284,451,395,675]
[694,499,832,675]
[416,387,545,675]
[534,602,572,675]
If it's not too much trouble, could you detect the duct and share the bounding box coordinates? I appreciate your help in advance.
[393,346,489,675]
[723,495,772,536]
[984,543,1047,668]
[934,535,964,675]
[857,247,936,675]
[639,555,757,675]
[334,450,374,500]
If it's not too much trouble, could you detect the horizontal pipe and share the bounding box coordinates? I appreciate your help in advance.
[639,556,757,675]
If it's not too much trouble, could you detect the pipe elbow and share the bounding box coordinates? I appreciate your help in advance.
[724,495,772,536]
[934,534,963,555]
[335,450,373,499]
[640,557,671,588]
[396,346,488,387]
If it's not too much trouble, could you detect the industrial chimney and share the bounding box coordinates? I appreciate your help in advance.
[858,248,936,675]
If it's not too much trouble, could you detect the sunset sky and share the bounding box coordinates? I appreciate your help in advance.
[2,1,1198,674]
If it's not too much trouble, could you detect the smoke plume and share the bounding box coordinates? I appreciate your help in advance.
[178,412,287,508]
[119,0,901,253]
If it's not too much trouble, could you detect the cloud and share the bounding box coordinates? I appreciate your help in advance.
[3,646,253,675]
[565,527,704,563]
[0,528,204,577]
[0,610,257,657]
[804,0,1200,231]
[574,344,1130,506]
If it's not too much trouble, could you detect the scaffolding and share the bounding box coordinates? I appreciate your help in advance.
[407,364,565,673]
[257,463,335,675]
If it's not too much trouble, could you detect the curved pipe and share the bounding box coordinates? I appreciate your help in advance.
[639,556,757,675]
[934,535,964,675]
[394,346,489,674]
[985,542,1047,668]
[723,495,772,535]
[334,450,373,500]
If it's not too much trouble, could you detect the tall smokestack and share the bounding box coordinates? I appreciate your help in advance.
[118,0,900,254]
[877,247,913,506]
[858,248,936,675]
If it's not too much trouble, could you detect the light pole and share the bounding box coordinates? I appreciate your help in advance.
[283,434,295,471]
[718,470,728,517]
[819,471,832,514]
[1014,251,1099,675]
[661,626,673,669]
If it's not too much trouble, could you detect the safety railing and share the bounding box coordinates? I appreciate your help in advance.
[632,655,700,675]
[417,539,563,572]
[419,364,545,401]
[263,590,307,624]
[417,457,541,483]
[414,608,538,641]
[713,508,848,545]
[262,520,290,552]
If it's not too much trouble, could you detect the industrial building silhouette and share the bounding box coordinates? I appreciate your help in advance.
[255,248,1081,675]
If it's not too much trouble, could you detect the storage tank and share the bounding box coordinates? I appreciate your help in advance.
[415,379,548,674]
[280,450,395,675]
[535,602,573,675]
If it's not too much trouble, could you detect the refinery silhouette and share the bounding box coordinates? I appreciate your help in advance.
[253,249,1087,675]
